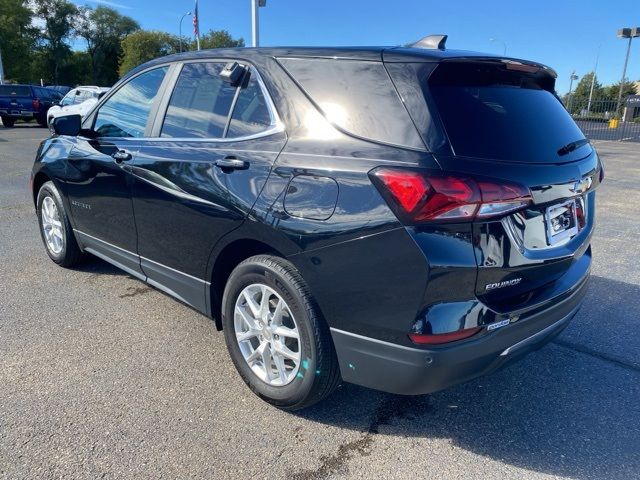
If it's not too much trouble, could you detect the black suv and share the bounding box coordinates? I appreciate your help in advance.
[31,37,602,410]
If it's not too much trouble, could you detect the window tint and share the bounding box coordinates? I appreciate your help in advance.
[429,62,587,163]
[0,85,31,96]
[161,63,237,139]
[226,69,272,138]
[278,57,424,149]
[95,67,167,138]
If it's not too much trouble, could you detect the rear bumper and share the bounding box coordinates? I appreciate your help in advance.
[331,273,588,395]
[0,109,35,118]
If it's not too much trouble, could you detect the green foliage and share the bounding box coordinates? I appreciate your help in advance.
[119,31,180,76]
[0,0,36,82]
[196,29,245,50]
[77,6,139,86]
[31,0,79,84]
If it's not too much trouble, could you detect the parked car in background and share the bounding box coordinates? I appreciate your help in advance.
[46,85,72,96]
[47,86,110,129]
[33,38,602,410]
[0,84,58,127]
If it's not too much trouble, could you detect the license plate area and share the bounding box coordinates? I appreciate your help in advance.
[545,199,578,246]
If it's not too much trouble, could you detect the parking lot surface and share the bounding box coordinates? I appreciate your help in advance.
[1,124,639,479]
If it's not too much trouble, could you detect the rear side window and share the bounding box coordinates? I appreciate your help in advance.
[428,61,587,163]
[94,66,167,138]
[277,58,424,149]
[0,85,31,96]
[226,69,272,138]
[161,62,237,139]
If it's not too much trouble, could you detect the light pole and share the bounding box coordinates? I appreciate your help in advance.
[179,11,192,53]
[568,71,579,113]
[615,27,640,120]
[587,45,601,114]
[251,0,267,47]
[489,38,507,56]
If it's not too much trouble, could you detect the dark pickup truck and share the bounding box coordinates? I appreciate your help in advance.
[0,84,57,127]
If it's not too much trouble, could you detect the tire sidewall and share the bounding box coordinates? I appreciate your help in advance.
[222,259,319,407]
[37,181,69,264]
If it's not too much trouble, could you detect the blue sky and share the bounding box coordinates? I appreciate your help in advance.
[73,0,639,94]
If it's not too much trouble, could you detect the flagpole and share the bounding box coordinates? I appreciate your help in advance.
[194,0,201,51]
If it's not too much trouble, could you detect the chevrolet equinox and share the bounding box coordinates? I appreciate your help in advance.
[31,35,602,410]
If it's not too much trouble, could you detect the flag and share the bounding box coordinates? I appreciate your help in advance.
[193,0,199,37]
[193,0,200,50]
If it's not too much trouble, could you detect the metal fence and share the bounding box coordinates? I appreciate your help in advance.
[567,96,640,142]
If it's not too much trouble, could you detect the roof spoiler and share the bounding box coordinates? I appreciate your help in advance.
[410,34,447,50]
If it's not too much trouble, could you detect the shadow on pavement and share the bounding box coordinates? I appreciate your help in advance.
[295,275,640,479]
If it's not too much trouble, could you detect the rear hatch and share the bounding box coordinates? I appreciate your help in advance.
[388,58,602,313]
[0,85,35,115]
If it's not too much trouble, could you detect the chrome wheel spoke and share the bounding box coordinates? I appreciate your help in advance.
[273,325,299,339]
[41,196,64,255]
[234,282,301,387]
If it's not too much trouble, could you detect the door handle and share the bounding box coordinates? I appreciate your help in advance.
[215,156,249,172]
[112,150,132,163]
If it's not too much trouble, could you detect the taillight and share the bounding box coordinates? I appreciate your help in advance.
[32,98,41,110]
[370,168,532,223]
[409,326,482,345]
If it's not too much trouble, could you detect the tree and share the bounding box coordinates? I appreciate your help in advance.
[196,29,245,50]
[119,30,180,76]
[0,0,37,82]
[76,6,139,86]
[31,0,79,84]
[566,72,604,114]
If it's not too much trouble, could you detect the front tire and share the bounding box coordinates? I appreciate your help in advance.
[37,181,84,267]
[222,255,340,410]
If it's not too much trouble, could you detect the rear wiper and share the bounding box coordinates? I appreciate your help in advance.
[557,138,589,156]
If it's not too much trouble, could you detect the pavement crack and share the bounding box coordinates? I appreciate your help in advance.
[291,396,430,480]
[552,339,640,373]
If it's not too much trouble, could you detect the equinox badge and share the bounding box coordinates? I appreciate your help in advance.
[485,278,522,291]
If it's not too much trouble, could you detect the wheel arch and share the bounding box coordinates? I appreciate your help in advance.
[209,238,285,330]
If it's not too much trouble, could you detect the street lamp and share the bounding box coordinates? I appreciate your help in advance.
[251,0,267,47]
[614,27,640,119]
[489,38,507,56]
[568,71,579,113]
[179,11,192,53]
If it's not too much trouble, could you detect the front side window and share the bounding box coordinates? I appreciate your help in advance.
[161,63,237,139]
[60,90,75,106]
[226,69,272,138]
[94,67,168,138]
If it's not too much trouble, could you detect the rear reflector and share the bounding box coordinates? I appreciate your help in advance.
[409,326,482,345]
[370,168,532,224]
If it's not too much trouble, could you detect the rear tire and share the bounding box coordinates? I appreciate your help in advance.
[37,115,47,127]
[1,116,15,127]
[36,181,84,267]
[222,255,341,410]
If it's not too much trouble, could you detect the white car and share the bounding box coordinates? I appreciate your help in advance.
[47,86,110,129]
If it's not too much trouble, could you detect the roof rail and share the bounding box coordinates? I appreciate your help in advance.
[410,34,447,50]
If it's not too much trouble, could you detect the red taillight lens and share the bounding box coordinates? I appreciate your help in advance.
[32,98,41,110]
[371,168,532,224]
[409,326,482,345]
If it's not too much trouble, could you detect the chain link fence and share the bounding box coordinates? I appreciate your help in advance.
[567,95,640,142]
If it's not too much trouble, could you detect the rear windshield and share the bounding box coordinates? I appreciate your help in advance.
[0,85,31,96]
[428,62,588,163]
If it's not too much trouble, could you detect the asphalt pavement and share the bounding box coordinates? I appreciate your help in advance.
[1,122,639,479]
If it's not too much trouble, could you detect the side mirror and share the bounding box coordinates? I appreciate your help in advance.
[52,114,82,136]
[98,91,108,99]
[221,62,247,86]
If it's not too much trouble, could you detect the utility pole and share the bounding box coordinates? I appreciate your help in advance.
[587,46,600,114]
[615,27,640,119]
[0,46,4,84]
[252,0,267,47]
